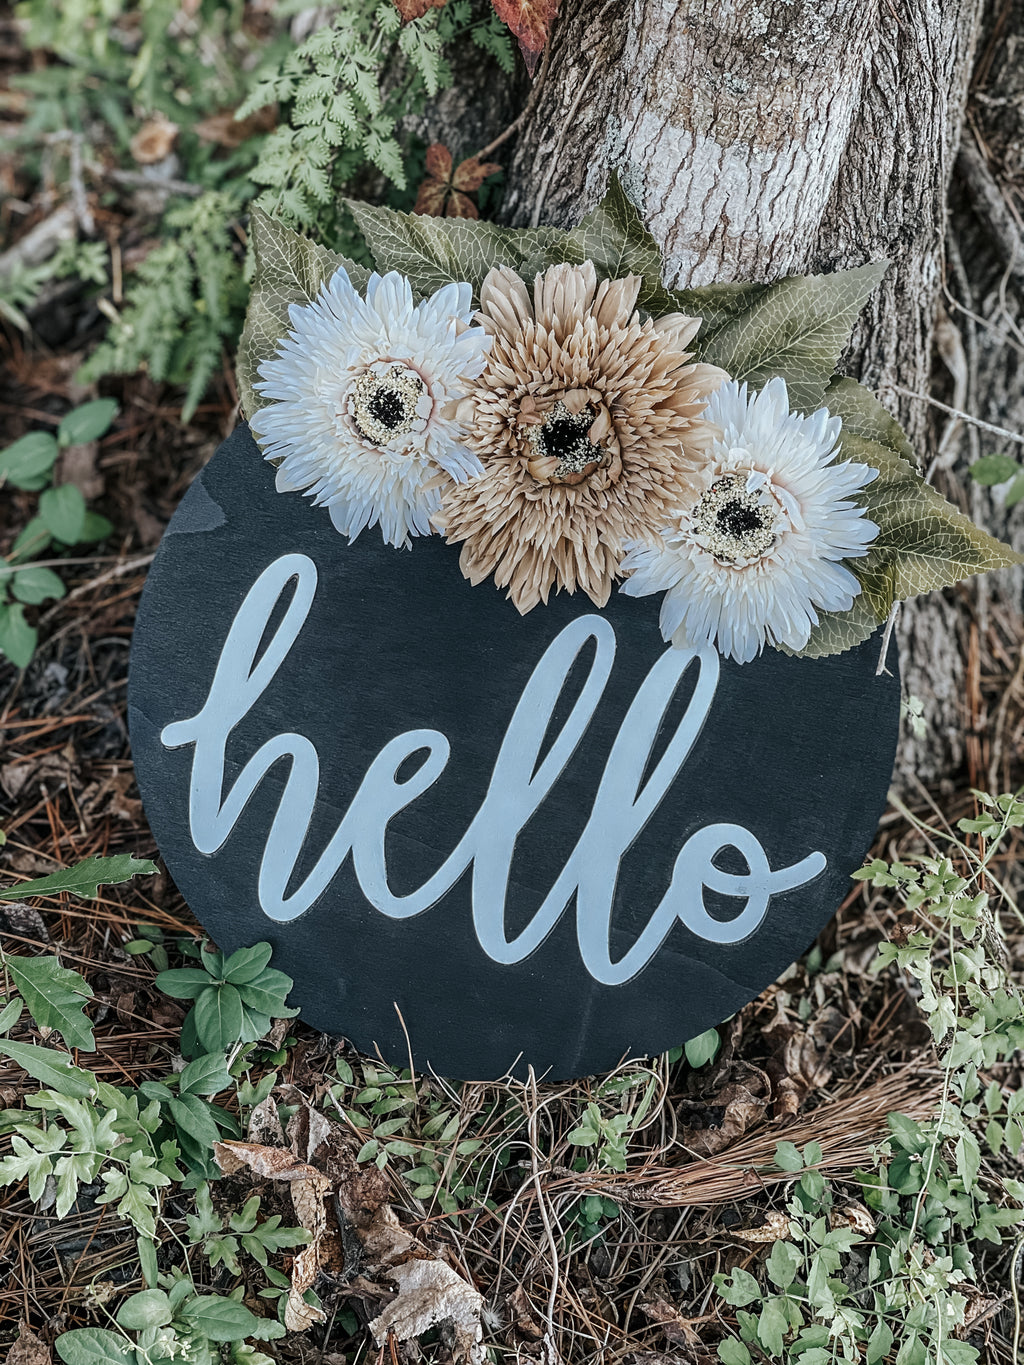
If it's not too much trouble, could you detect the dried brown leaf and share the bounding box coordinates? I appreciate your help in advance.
[391,0,447,19]
[490,0,560,68]
[446,190,479,219]
[451,156,502,192]
[639,1299,703,1350]
[414,179,450,217]
[732,1210,793,1243]
[424,142,453,182]
[129,115,177,164]
[7,1323,51,1365]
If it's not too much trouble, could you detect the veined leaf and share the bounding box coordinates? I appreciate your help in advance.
[3,955,95,1050]
[0,1039,96,1098]
[347,197,564,300]
[699,262,888,413]
[0,853,157,901]
[237,208,371,421]
[795,377,1022,657]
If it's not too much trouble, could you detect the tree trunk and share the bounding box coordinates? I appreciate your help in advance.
[496,0,1010,786]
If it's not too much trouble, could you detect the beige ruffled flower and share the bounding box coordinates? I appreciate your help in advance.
[434,261,728,612]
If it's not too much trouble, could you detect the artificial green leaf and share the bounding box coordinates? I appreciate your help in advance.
[194,984,244,1052]
[700,262,887,413]
[683,1026,720,1068]
[347,197,563,301]
[843,431,1023,620]
[238,208,371,422]
[39,484,87,544]
[794,376,1023,657]
[3,954,95,1049]
[116,1288,174,1330]
[56,1327,138,1365]
[0,1039,96,1097]
[10,566,66,606]
[0,431,60,488]
[0,602,37,669]
[0,853,158,901]
[554,175,664,305]
[58,399,118,447]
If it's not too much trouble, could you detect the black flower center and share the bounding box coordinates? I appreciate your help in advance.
[526,400,607,481]
[349,364,426,446]
[691,475,780,564]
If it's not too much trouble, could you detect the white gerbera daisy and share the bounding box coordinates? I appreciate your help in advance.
[619,377,879,663]
[250,267,490,548]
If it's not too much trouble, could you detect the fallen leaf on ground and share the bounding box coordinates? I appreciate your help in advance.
[214,1139,333,1331]
[731,1210,792,1243]
[7,1323,50,1365]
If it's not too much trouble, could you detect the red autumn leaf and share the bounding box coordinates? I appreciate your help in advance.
[425,142,454,183]
[451,155,503,193]
[490,0,560,70]
[414,143,501,219]
[391,0,447,19]
[414,178,450,216]
[446,190,479,219]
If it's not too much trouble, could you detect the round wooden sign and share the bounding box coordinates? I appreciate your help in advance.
[129,425,899,1080]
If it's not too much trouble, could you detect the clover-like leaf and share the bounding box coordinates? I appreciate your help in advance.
[698,263,889,413]
[346,198,564,301]
[237,209,371,422]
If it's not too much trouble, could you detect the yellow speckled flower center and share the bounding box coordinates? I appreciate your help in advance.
[526,400,609,484]
[691,475,779,565]
[349,365,425,446]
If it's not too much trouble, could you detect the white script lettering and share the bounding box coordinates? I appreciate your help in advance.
[161,554,826,984]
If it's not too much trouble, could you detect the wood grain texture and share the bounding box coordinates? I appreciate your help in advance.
[502,0,987,782]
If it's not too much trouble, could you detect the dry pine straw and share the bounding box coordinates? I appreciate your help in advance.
[2,382,1024,1358]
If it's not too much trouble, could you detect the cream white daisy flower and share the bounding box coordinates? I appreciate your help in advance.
[250,267,490,548]
[619,377,879,663]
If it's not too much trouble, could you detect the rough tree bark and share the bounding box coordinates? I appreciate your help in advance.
[497,0,1018,786]
[417,0,1024,787]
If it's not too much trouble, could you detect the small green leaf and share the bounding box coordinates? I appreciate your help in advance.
[56,1328,137,1365]
[194,983,245,1052]
[1,854,157,901]
[39,484,87,544]
[969,453,1020,486]
[683,1026,720,1068]
[10,566,66,606]
[3,954,94,1049]
[0,431,60,488]
[116,1288,174,1330]
[774,1141,804,1172]
[58,399,118,447]
[0,1039,95,1097]
[179,1051,233,1096]
[1004,470,1024,508]
[181,1294,285,1342]
[0,603,38,669]
[78,511,113,543]
[10,517,52,563]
